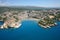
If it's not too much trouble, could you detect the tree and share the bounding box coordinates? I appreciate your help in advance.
[0,16,2,20]
[3,17,7,22]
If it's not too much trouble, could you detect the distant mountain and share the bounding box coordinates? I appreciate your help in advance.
[0,6,60,10]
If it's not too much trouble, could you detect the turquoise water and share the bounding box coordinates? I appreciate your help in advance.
[0,20,60,40]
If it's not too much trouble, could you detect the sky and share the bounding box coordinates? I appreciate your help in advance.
[0,0,60,8]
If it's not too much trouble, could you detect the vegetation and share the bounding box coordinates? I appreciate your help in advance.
[38,16,55,27]
[13,16,19,22]
[0,16,2,20]
[54,12,60,21]
[3,17,7,22]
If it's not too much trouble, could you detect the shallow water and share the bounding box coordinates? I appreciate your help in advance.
[0,20,60,40]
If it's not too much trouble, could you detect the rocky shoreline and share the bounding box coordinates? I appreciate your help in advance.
[0,18,58,29]
[38,23,57,28]
[0,21,22,29]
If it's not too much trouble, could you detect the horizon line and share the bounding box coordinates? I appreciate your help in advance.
[0,5,60,8]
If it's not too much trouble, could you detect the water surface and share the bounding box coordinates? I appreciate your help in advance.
[0,20,60,40]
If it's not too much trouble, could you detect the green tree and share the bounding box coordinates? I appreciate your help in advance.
[0,16,2,20]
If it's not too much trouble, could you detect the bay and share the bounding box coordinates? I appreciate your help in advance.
[0,20,60,40]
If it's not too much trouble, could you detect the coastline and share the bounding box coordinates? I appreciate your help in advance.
[38,22,57,28]
[0,21,22,29]
[0,18,58,29]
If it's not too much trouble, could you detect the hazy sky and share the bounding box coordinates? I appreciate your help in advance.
[0,0,60,7]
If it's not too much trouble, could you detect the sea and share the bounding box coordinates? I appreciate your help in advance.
[0,20,60,40]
